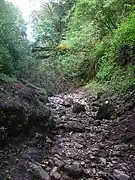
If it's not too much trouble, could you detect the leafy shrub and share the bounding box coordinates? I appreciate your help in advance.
[110,66,135,92]
[0,73,18,84]
[113,11,135,65]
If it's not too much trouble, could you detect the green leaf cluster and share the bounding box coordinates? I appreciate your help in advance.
[58,0,135,93]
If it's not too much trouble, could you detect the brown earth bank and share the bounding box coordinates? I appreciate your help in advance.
[0,86,135,180]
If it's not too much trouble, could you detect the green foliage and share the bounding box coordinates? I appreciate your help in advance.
[110,66,135,92]
[0,73,18,83]
[113,11,135,65]
[30,0,76,92]
[1,0,135,95]
[33,0,76,46]
[97,11,135,92]
[114,13,135,46]
[0,0,36,80]
[33,20,55,45]
[86,65,135,95]
[0,0,135,140]
[85,80,107,95]
[96,56,116,81]
[58,0,135,93]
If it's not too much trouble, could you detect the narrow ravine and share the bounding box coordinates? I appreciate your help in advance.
[0,90,135,180]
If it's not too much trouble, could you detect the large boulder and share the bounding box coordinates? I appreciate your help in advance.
[0,96,27,137]
[0,81,55,141]
[97,100,115,119]
[72,102,86,114]
[29,107,55,133]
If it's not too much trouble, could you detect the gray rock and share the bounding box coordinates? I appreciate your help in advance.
[21,147,38,160]
[121,133,135,143]
[100,158,106,164]
[114,144,129,151]
[28,107,53,132]
[50,167,58,175]
[52,172,61,179]
[0,82,50,139]
[66,123,85,133]
[93,120,101,126]
[29,138,39,147]
[111,150,121,157]
[50,167,61,180]
[54,157,64,167]
[50,167,61,179]
[63,98,73,107]
[64,161,83,177]
[73,102,86,113]
[97,150,109,158]
[0,98,26,137]
[74,142,83,149]
[113,169,130,180]
[97,101,115,119]
[46,136,52,143]
[35,133,44,139]
[30,163,50,180]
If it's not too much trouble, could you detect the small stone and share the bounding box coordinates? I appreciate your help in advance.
[121,133,135,143]
[74,142,83,149]
[113,169,130,180]
[114,144,128,151]
[91,147,99,152]
[92,168,96,174]
[100,158,106,164]
[51,167,58,174]
[81,161,85,165]
[83,168,91,175]
[69,132,73,135]
[46,136,52,143]
[93,120,101,126]
[54,157,64,167]
[119,163,128,171]
[15,158,19,163]
[108,162,113,167]
[48,159,54,166]
[105,100,109,104]
[29,138,39,146]
[63,98,73,107]
[97,150,109,158]
[6,176,12,180]
[30,163,50,180]
[111,151,121,157]
[73,103,86,114]
[129,144,134,149]
[52,172,61,179]
[5,170,9,173]
[35,133,43,139]
[54,154,62,160]
[50,167,61,179]
[64,161,83,177]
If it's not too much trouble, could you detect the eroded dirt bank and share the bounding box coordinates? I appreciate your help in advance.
[0,90,135,180]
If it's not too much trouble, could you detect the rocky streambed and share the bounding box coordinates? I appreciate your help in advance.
[0,89,135,180]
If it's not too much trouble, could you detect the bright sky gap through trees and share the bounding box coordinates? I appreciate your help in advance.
[7,0,46,40]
